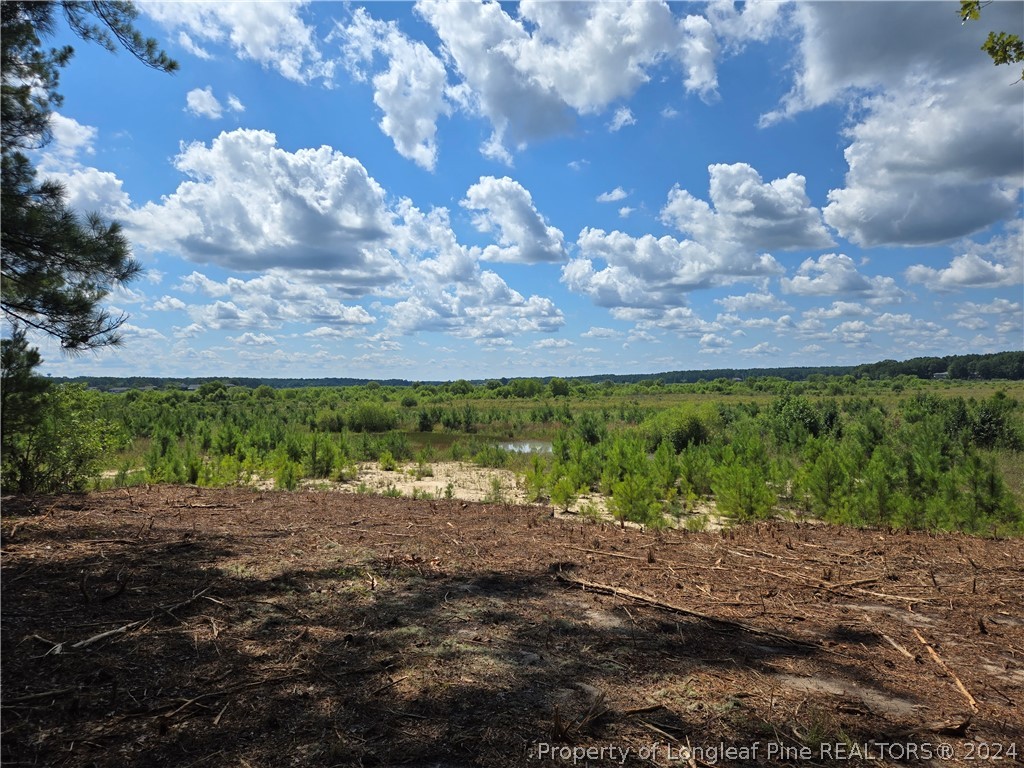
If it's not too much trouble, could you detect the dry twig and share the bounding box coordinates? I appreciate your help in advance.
[913,629,979,712]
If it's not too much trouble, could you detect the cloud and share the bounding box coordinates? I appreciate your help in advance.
[566,163,826,317]
[905,253,1021,292]
[460,176,566,264]
[822,81,1022,246]
[802,301,873,321]
[185,86,223,119]
[414,0,570,158]
[715,292,793,314]
[384,201,566,340]
[608,107,636,132]
[337,8,450,170]
[534,338,572,349]
[565,228,782,310]
[177,31,212,60]
[618,207,634,219]
[510,1,699,110]
[706,0,785,49]
[950,299,1024,332]
[699,333,732,352]
[176,271,376,330]
[661,163,833,253]
[905,223,1024,291]
[142,0,334,84]
[42,166,132,220]
[741,341,782,356]
[581,326,621,339]
[231,332,277,346]
[597,187,628,203]
[37,115,134,219]
[305,326,361,340]
[678,13,719,100]
[414,0,732,159]
[781,254,907,304]
[47,113,97,158]
[226,95,245,112]
[613,306,722,339]
[128,129,400,292]
[151,296,187,312]
[831,320,872,346]
[766,3,1023,246]
[386,288,564,340]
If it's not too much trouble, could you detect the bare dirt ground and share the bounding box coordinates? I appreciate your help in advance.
[1,487,1021,767]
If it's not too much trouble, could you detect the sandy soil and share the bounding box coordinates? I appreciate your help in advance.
[2,487,1021,767]
[330,461,527,504]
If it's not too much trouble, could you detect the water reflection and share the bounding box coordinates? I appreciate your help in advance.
[498,441,553,454]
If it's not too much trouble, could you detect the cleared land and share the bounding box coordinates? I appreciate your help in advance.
[2,488,1022,767]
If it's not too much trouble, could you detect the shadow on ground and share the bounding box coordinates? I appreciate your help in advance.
[2,488,1021,767]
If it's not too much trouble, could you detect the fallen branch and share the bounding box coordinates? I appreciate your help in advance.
[1,687,77,705]
[753,566,929,605]
[163,674,301,720]
[348,527,415,538]
[880,633,916,659]
[555,573,820,649]
[558,544,646,561]
[45,585,214,655]
[913,629,979,713]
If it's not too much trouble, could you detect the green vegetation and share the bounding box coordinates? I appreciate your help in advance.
[3,353,1023,536]
[2,329,126,493]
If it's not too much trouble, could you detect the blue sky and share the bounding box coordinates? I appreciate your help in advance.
[30,1,1024,380]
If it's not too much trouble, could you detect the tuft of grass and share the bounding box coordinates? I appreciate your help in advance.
[683,514,707,533]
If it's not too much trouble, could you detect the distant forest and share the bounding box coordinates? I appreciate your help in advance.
[56,351,1024,392]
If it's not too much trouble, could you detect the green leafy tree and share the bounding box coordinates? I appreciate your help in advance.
[960,0,1024,82]
[2,1,176,350]
[548,377,570,397]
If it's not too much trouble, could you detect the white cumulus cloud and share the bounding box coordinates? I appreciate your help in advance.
[142,1,335,84]
[597,187,628,203]
[185,86,223,119]
[781,254,907,304]
[128,129,400,292]
[766,2,1023,246]
[337,8,450,170]
[905,223,1024,291]
[461,176,566,264]
[661,163,833,253]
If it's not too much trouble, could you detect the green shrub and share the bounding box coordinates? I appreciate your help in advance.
[550,475,578,512]
[379,450,398,471]
[712,447,775,521]
[275,460,300,490]
[347,401,399,433]
[2,384,126,493]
